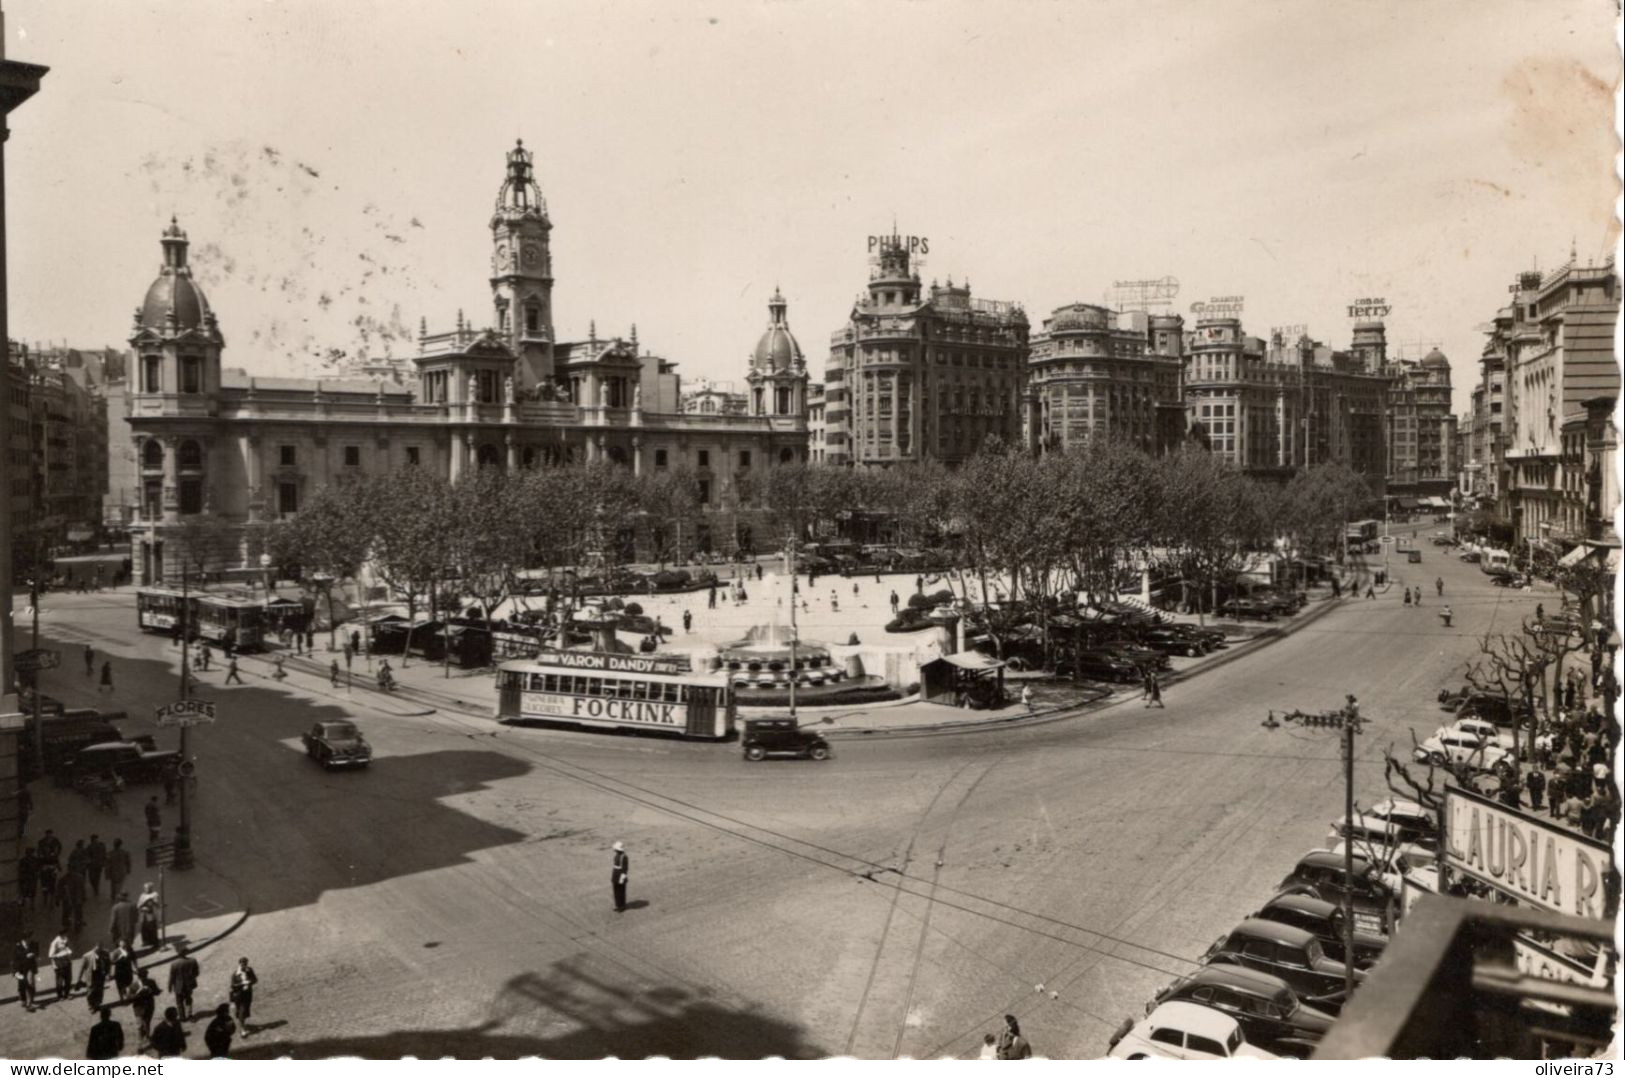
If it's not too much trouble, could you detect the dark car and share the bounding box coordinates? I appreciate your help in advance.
[1276,850,1396,917]
[741,718,831,762]
[1407,549,1422,564]
[1452,692,1516,727]
[59,741,181,787]
[1201,919,1365,1013]
[1142,627,1206,658]
[1252,893,1388,969]
[1148,964,1335,1057]
[1098,639,1171,670]
[1220,599,1276,621]
[1066,649,1141,683]
[301,721,373,769]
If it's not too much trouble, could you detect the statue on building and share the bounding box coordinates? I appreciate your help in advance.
[468,372,479,402]
[504,374,515,403]
[632,383,642,410]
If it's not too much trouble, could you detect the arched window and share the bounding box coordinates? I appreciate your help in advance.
[702,398,716,414]
[178,440,203,472]
[779,447,794,464]
[522,446,537,469]
[142,441,164,471]
[476,444,501,470]
[524,303,540,335]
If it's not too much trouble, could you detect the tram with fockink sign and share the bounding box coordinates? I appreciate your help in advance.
[494,648,737,740]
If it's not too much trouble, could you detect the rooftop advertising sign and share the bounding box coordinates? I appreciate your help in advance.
[1189,295,1245,317]
[1347,297,1392,318]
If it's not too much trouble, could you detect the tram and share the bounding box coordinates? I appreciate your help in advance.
[194,594,267,650]
[135,587,191,634]
[494,648,736,740]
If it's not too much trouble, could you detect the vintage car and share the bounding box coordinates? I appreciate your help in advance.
[1200,919,1366,1013]
[1414,731,1511,775]
[741,718,831,762]
[58,741,181,787]
[1065,649,1141,684]
[1275,849,1399,919]
[1145,963,1334,1057]
[1106,1001,1279,1060]
[1252,892,1388,969]
[301,720,373,769]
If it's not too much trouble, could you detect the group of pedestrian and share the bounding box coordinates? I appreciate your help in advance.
[977,1015,1033,1058]
[15,832,138,934]
[81,949,260,1059]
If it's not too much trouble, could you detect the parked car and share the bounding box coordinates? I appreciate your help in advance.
[1452,692,1518,726]
[1275,849,1398,918]
[1407,549,1423,564]
[1459,550,1482,563]
[1330,797,1437,851]
[1532,612,1585,638]
[1146,963,1335,1057]
[1252,893,1388,969]
[1098,638,1171,670]
[1414,731,1511,774]
[301,721,373,769]
[1200,919,1365,1013]
[1066,649,1141,683]
[1439,717,1515,752]
[1106,1001,1279,1060]
[1142,626,1206,657]
[23,708,141,777]
[1220,598,1276,621]
[1181,624,1229,649]
[741,718,831,762]
[58,741,182,787]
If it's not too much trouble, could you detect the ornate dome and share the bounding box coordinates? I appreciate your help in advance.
[750,288,804,371]
[1421,347,1450,368]
[138,217,216,336]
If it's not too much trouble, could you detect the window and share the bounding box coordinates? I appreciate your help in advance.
[279,445,296,467]
[524,304,540,334]
[1186,1035,1226,1057]
[178,440,203,472]
[344,445,361,467]
[278,482,299,517]
[739,450,751,468]
[1241,941,1275,961]
[180,356,202,394]
[779,447,794,464]
[1148,1028,1183,1047]
[142,441,164,471]
[697,450,710,467]
[142,479,162,519]
[406,446,420,467]
[654,449,668,468]
[178,478,203,515]
[696,479,710,505]
[142,355,161,393]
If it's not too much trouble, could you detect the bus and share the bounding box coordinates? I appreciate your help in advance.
[135,587,191,634]
[194,594,267,650]
[495,648,736,740]
[1345,520,1381,550]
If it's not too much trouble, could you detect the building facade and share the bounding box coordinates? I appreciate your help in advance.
[824,238,1028,468]
[5,344,109,560]
[1384,349,1457,499]
[1024,304,1183,454]
[1496,258,1620,555]
[125,142,809,583]
[1182,319,1388,487]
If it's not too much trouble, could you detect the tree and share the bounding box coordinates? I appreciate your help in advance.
[172,513,239,584]
[445,469,531,636]
[271,480,374,648]
[360,467,455,657]
[1152,451,1270,622]
[636,463,701,566]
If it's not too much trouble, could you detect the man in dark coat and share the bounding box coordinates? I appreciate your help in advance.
[145,797,163,842]
[85,835,108,897]
[109,892,138,946]
[611,841,630,912]
[129,974,159,1047]
[86,1006,125,1059]
[36,829,61,868]
[106,839,132,898]
[59,867,87,932]
[204,1003,236,1058]
[149,1007,187,1058]
[168,943,200,1019]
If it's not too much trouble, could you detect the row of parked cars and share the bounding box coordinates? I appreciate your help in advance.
[1062,621,1228,683]
[20,699,182,789]
[1106,798,1439,1058]
[1217,588,1310,622]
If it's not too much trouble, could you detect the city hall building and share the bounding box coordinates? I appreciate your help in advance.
[125,142,808,583]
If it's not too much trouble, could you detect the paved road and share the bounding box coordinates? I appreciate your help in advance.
[4,531,1544,1059]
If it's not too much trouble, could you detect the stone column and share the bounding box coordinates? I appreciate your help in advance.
[244,434,263,522]
[632,436,642,478]
[449,431,465,482]
[161,435,179,522]
[505,432,517,473]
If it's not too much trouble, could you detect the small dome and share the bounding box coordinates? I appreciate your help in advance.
[1422,347,1449,367]
[138,217,215,335]
[751,287,804,371]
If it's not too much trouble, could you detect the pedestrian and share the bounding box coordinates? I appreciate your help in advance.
[13,938,38,1011]
[1146,673,1164,709]
[199,644,211,672]
[84,644,95,679]
[682,609,692,633]
[350,629,361,655]
[1366,585,1375,600]
[611,840,630,912]
[293,629,303,656]
[204,1003,236,1058]
[224,657,243,685]
[1021,684,1033,713]
[78,941,111,1011]
[149,1007,187,1058]
[137,883,162,950]
[167,943,199,1020]
[755,564,762,582]
[890,590,899,615]
[1526,768,1546,812]
[111,939,135,1000]
[229,956,257,1035]
[60,866,87,932]
[145,796,163,841]
[85,834,107,898]
[916,575,924,593]
[129,974,158,1047]
[306,627,315,653]
[1561,788,1586,828]
[1440,606,1453,627]
[1402,588,1411,606]
[272,656,287,681]
[830,591,839,612]
[330,660,341,687]
[38,859,58,909]
[1536,602,1545,622]
[67,839,88,879]
[1435,577,1444,597]
[17,847,37,909]
[171,622,182,648]
[86,1006,125,1060]
[99,660,114,694]
[852,581,858,597]
[49,932,75,1001]
[978,1034,999,1059]
[1414,589,1422,607]
[343,642,354,669]
[708,586,717,610]
[996,1015,1032,1059]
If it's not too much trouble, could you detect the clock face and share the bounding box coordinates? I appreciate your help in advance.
[522,243,540,270]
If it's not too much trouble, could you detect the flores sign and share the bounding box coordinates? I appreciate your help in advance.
[155,699,217,727]
[1443,787,1614,920]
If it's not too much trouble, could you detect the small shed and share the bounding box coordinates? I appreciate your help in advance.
[920,651,1006,708]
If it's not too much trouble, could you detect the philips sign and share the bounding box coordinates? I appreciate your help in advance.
[868,234,929,255]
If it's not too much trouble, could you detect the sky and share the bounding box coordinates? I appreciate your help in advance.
[4,0,1620,412]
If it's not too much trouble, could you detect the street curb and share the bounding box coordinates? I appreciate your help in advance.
[824,596,1346,739]
[0,908,251,1009]
[253,654,437,717]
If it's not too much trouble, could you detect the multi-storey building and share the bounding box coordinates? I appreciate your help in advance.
[1182,320,1388,487]
[806,382,826,465]
[1384,350,1457,499]
[125,142,809,583]
[1496,257,1620,555]
[1024,304,1183,454]
[824,238,1028,467]
[5,345,109,558]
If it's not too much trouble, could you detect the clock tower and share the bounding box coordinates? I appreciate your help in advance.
[490,139,555,391]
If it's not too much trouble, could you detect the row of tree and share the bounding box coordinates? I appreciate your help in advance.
[253,439,1373,652]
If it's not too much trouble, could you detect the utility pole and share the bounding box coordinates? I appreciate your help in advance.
[175,560,193,869]
[1340,697,1364,1001]
[786,534,798,721]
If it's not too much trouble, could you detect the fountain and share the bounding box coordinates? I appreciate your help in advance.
[718,620,893,706]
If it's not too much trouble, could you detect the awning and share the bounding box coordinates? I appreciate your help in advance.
[1558,543,1622,572]
[1558,545,1591,568]
[937,651,1005,671]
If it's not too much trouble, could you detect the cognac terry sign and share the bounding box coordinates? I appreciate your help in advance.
[1346,297,1392,319]
[1442,788,1614,920]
